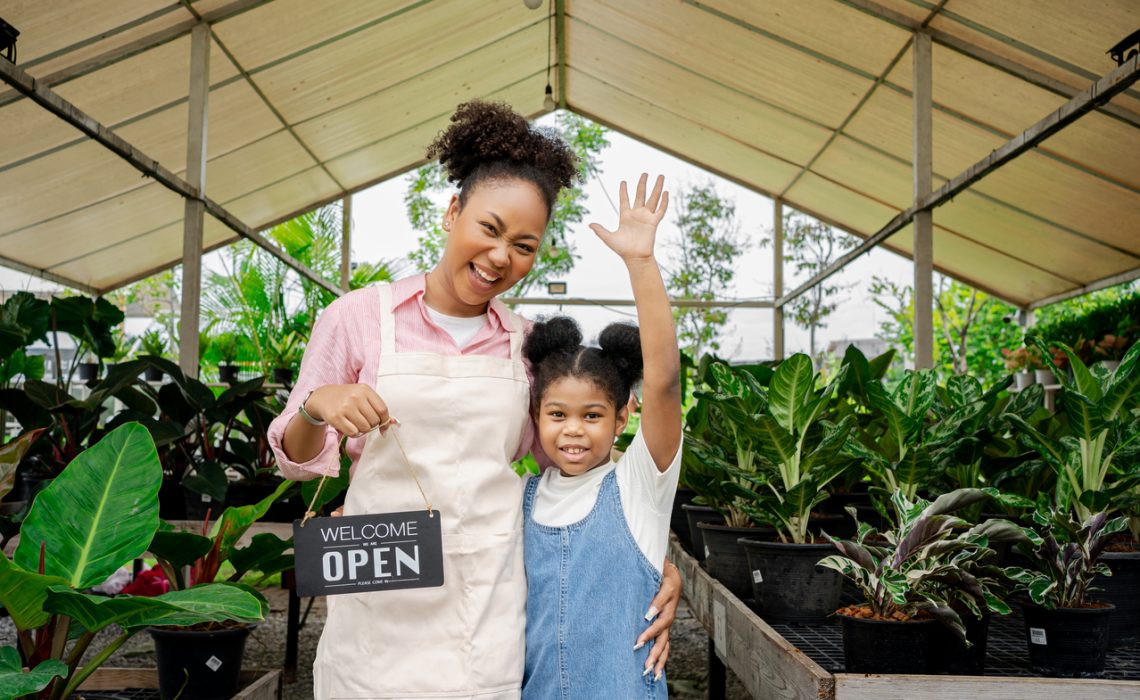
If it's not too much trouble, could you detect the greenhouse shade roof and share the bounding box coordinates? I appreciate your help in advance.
[0,0,1138,307]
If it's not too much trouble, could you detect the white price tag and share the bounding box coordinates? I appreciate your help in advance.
[713,601,727,651]
[752,569,763,583]
[205,655,223,672]
[200,494,212,503]
[1029,627,1047,645]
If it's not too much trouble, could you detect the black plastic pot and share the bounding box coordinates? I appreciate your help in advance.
[682,504,724,563]
[150,625,251,700]
[930,612,989,675]
[670,488,697,550]
[738,539,842,622]
[144,366,164,382]
[1021,601,1114,677]
[272,367,294,385]
[218,364,239,383]
[697,522,771,599]
[1098,549,1140,648]
[78,362,99,381]
[839,613,938,674]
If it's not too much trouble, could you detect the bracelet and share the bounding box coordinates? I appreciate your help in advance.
[298,390,327,426]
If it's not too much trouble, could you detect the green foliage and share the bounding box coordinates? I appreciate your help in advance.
[818,488,1020,641]
[0,425,265,700]
[665,183,745,357]
[1032,283,1139,360]
[405,112,606,297]
[1006,508,1128,609]
[764,214,857,361]
[138,329,168,358]
[870,275,1024,385]
[0,294,50,388]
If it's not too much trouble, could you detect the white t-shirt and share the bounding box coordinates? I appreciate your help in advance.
[425,306,487,348]
[531,429,682,574]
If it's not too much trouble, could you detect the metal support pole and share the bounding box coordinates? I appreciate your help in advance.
[912,31,934,370]
[341,195,352,291]
[773,198,785,361]
[179,23,210,378]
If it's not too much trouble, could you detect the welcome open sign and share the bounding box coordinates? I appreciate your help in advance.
[292,510,444,597]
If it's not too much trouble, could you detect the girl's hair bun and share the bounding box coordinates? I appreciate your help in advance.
[524,316,583,368]
[598,322,643,388]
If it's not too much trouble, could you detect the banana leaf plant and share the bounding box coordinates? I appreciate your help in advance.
[147,479,294,592]
[0,424,265,700]
[727,353,856,543]
[844,369,943,502]
[818,488,1024,642]
[1005,337,1140,522]
[1005,506,1128,609]
[682,356,774,527]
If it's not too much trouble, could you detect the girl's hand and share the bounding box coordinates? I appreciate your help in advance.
[637,559,680,680]
[589,173,669,263]
[302,384,391,438]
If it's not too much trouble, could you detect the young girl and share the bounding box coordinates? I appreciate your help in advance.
[522,174,682,699]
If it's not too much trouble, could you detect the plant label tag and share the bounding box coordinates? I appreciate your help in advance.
[201,494,212,503]
[752,569,763,583]
[1029,627,1047,645]
[205,656,223,672]
[293,510,444,597]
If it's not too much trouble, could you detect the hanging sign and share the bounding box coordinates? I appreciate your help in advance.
[292,510,444,597]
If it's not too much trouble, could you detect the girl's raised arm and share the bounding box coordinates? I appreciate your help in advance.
[589,173,682,471]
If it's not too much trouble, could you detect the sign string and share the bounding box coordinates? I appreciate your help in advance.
[300,417,433,527]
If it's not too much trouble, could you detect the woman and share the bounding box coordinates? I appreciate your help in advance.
[269,101,680,700]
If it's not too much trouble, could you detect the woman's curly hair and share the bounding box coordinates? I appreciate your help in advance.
[426,100,579,217]
[524,316,643,412]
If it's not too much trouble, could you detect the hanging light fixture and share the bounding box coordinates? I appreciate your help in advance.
[542,0,557,111]
[0,18,19,64]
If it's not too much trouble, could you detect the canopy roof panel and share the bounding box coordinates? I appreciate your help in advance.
[0,0,1137,308]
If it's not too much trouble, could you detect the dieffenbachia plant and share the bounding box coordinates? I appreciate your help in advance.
[1005,338,1140,522]
[818,488,1024,642]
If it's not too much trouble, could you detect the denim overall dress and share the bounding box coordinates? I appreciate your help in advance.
[522,469,666,700]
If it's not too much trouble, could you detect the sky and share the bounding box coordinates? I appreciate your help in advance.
[1,111,917,361]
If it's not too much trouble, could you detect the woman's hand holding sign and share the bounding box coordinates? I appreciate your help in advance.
[304,384,392,438]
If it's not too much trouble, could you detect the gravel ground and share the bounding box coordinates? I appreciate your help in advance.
[1,588,749,699]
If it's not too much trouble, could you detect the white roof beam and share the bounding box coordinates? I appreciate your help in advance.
[776,52,1140,310]
[0,55,342,298]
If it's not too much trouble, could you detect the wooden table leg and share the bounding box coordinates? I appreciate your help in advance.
[708,636,726,700]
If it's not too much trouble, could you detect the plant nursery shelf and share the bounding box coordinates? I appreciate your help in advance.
[670,536,1140,700]
[76,668,280,700]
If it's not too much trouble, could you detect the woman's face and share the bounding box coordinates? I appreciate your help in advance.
[428,178,548,317]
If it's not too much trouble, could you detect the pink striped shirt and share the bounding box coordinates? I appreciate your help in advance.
[268,273,542,479]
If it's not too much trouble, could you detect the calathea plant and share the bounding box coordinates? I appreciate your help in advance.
[0,424,265,700]
[1005,506,1128,609]
[1005,337,1140,522]
[818,488,1022,642]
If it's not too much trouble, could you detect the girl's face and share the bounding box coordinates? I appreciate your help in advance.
[537,376,629,477]
[428,179,548,317]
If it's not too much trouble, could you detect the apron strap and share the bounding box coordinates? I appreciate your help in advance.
[507,311,529,382]
[377,283,396,356]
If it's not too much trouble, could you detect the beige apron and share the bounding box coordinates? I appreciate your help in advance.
[313,284,531,700]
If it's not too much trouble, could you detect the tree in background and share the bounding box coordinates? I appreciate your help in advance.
[762,213,857,363]
[201,202,405,372]
[869,274,1022,385]
[665,183,744,357]
[405,112,609,298]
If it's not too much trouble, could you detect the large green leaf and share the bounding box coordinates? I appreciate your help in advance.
[44,583,264,632]
[0,555,69,631]
[229,534,293,580]
[0,646,68,700]
[1103,341,1140,422]
[15,423,161,589]
[768,354,814,433]
[149,529,214,569]
[211,479,292,565]
[750,416,796,472]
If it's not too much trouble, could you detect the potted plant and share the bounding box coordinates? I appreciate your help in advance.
[1001,347,1035,389]
[144,481,293,700]
[818,488,1021,675]
[139,329,169,381]
[683,357,776,597]
[265,331,302,385]
[77,352,100,382]
[1006,337,1140,647]
[214,331,241,384]
[0,423,265,700]
[1006,508,1127,677]
[101,328,138,375]
[727,353,857,622]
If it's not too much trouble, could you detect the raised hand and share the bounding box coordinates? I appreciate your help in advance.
[588,173,669,262]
